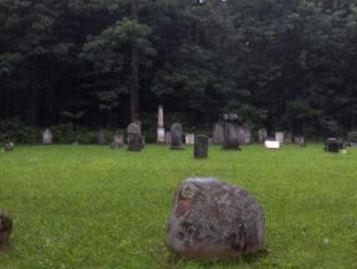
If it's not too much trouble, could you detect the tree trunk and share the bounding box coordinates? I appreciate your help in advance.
[130,44,140,123]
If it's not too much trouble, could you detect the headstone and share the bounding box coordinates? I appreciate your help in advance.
[127,123,143,151]
[110,135,124,149]
[212,123,224,145]
[284,132,293,144]
[42,129,53,145]
[97,130,107,145]
[3,142,14,152]
[171,123,183,150]
[275,132,284,144]
[294,136,306,147]
[264,140,280,149]
[243,126,252,144]
[236,126,246,145]
[347,132,357,147]
[165,132,171,145]
[185,133,195,145]
[194,135,208,159]
[0,211,13,249]
[258,129,268,143]
[223,122,241,150]
[157,105,166,143]
[167,177,264,260]
[325,138,340,153]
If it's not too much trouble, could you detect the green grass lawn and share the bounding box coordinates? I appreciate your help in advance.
[0,144,357,269]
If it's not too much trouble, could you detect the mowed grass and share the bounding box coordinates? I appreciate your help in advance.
[0,144,357,269]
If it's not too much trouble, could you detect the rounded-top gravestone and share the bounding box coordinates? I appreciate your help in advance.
[4,142,14,152]
[127,122,142,151]
[212,123,224,145]
[0,210,13,249]
[167,177,264,260]
[171,123,183,150]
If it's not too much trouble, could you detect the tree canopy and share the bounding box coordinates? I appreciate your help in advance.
[1,0,357,137]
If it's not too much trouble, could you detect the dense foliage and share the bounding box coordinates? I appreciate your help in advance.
[1,0,357,137]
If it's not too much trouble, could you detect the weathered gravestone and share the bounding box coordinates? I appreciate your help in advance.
[4,142,14,152]
[97,130,107,145]
[257,129,268,143]
[194,135,208,159]
[212,123,224,145]
[110,135,124,149]
[284,132,293,144]
[157,105,166,143]
[171,123,183,150]
[0,211,13,249]
[42,129,53,145]
[127,123,142,151]
[294,136,306,147]
[275,132,284,144]
[223,114,241,150]
[243,125,252,144]
[325,138,340,153]
[167,177,264,260]
[185,133,195,145]
[165,132,171,145]
[236,126,246,145]
[347,132,357,147]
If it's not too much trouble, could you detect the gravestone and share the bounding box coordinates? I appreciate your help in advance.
[294,136,306,147]
[171,123,183,150]
[236,126,246,145]
[194,135,208,159]
[165,132,171,145]
[127,123,143,151]
[243,125,252,144]
[264,140,280,149]
[325,138,340,153]
[4,142,14,152]
[157,105,166,143]
[212,123,224,145]
[347,132,357,147]
[97,130,107,145]
[167,177,264,260]
[285,132,293,144]
[258,129,268,143]
[42,129,53,145]
[185,133,195,145]
[275,132,284,144]
[223,114,241,150]
[0,211,12,249]
[110,135,124,149]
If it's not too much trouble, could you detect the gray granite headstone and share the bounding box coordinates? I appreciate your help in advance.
[347,132,357,147]
[212,123,224,145]
[194,135,208,159]
[0,210,12,249]
[171,123,183,150]
[257,129,267,143]
[167,177,264,260]
[42,129,53,145]
[111,135,124,149]
[127,123,143,151]
[275,132,284,144]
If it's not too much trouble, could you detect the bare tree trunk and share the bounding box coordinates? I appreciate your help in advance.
[130,44,140,123]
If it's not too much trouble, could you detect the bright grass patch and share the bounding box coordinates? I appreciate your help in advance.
[0,144,357,269]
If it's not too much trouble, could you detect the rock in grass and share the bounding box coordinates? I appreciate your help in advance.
[0,211,13,249]
[167,178,264,260]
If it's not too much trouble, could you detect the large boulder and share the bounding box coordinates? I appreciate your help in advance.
[167,178,264,260]
[0,211,13,249]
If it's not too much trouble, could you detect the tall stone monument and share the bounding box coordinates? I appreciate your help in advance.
[171,123,183,150]
[157,105,165,143]
[194,135,208,159]
[127,122,143,151]
[223,113,241,150]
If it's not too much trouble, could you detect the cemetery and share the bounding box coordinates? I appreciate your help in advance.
[1,1,357,268]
